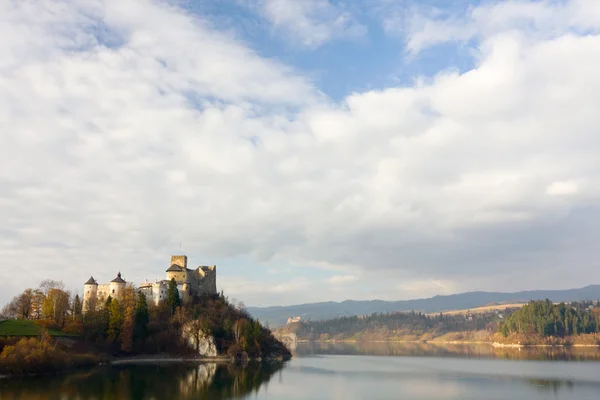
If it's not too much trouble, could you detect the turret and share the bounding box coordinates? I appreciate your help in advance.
[83,276,98,312]
[109,272,126,299]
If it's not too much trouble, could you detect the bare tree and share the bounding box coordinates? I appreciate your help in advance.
[1,289,35,319]
[39,279,64,296]
[1,300,18,319]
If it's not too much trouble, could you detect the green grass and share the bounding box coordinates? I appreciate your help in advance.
[0,320,67,337]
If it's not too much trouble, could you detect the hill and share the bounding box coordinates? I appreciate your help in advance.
[248,285,600,327]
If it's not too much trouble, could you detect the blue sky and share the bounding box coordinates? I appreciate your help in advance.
[1,0,600,307]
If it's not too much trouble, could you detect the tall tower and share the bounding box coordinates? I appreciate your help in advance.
[171,255,187,269]
[109,272,127,299]
[166,255,188,282]
[83,276,98,312]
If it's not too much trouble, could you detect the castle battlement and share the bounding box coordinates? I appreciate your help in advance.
[83,255,217,312]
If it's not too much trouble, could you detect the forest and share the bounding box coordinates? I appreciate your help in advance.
[281,300,600,343]
[281,309,504,341]
[0,278,290,375]
[499,300,600,337]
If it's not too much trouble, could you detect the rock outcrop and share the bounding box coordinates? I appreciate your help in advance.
[182,322,218,357]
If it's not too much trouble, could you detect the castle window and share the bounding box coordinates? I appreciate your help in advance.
[112,289,115,294]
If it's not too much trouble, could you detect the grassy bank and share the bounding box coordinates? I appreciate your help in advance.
[0,320,74,337]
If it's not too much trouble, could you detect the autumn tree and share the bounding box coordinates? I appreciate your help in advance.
[119,284,137,352]
[107,298,123,344]
[30,290,45,320]
[1,289,34,319]
[42,288,70,326]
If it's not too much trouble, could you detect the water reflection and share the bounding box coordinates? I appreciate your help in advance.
[294,341,600,361]
[2,344,600,400]
[0,362,283,400]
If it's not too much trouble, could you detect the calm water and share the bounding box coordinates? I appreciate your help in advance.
[2,343,600,399]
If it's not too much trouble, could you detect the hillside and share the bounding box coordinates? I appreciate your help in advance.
[248,285,600,327]
[0,320,71,337]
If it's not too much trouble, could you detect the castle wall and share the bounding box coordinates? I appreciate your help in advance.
[97,284,111,301]
[140,281,169,306]
[166,270,187,282]
[196,267,217,296]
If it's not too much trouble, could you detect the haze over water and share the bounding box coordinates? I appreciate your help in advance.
[2,343,600,400]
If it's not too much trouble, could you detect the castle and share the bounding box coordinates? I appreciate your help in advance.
[83,255,217,312]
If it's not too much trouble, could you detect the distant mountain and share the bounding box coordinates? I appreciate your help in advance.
[248,285,600,327]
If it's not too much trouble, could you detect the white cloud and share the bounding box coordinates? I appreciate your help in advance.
[1,0,600,307]
[400,0,600,55]
[252,0,366,48]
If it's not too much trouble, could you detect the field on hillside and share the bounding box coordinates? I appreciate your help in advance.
[0,320,68,337]
[430,303,526,316]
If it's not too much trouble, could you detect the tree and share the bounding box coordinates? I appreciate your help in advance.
[119,284,137,352]
[42,288,70,326]
[1,289,36,319]
[107,298,123,344]
[1,300,18,319]
[30,290,45,320]
[166,278,181,315]
[72,294,83,321]
[134,292,149,342]
[39,279,64,296]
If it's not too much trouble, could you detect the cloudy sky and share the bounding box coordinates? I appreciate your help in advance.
[1,0,600,307]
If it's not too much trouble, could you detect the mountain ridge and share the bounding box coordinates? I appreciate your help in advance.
[247,285,600,327]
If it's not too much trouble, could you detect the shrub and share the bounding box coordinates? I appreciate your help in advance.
[62,322,84,335]
[0,331,98,376]
[35,319,60,331]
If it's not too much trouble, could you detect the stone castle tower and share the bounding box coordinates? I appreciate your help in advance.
[83,272,127,312]
[83,255,217,312]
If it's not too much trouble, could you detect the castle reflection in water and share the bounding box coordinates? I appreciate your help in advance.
[0,361,283,400]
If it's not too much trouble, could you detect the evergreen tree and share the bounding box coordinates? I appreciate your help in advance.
[134,292,149,341]
[166,278,181,315]
[72,294,82,321]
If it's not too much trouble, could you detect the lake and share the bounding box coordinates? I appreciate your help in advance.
[1,342,600,399]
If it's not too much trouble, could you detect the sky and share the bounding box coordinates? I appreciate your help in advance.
[1,0,600,307]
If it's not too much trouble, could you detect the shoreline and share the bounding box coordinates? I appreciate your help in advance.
[293,339,600,348]
[109,355,232,365]
[0,354,288,379]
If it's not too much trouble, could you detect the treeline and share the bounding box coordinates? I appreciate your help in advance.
[283,310,503,341]
[1,279,82,330]
[499,300,600,337]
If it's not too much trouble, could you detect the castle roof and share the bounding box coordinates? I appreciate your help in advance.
[110,272,126,283]
[166,264,184,272]
[84,276,98,285]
